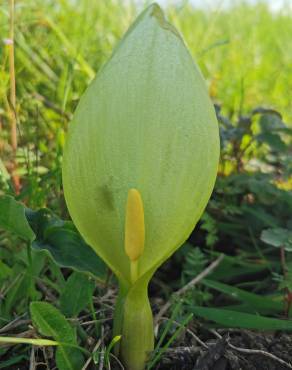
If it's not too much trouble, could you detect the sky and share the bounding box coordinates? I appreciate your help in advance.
[137,0,292,12]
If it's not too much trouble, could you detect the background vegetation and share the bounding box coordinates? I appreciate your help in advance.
[0,0,291,369]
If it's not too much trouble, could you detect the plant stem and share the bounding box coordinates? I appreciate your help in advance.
[26,242,34,299]
[280,246,287,278]
[0,336,58,346]
[280,246,292,317]
[89,294,100,337]
[113,282,129,356]
[131,260,139,283]
[8,0,20,194]
[120,277,154,370]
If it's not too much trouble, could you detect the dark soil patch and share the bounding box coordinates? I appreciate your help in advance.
[158,330,292,370]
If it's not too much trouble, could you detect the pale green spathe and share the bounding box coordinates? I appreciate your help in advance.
[63,4,220,368]
[62,4,219,285]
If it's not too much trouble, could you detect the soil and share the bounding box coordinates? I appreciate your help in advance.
[158,330,292,370]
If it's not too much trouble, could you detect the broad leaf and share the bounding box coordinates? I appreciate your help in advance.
[261,228,292,251]
[0,195,35,242]
[30,302,84,370]
[27,208,107,279]
[60,272,95,317]
[0,195,107,280]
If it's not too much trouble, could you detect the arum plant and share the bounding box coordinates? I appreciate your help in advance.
[62,3,219,370]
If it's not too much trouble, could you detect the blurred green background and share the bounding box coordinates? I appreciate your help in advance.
[0,0,291,205]
[0,3,291,368]
[1,0,292,122]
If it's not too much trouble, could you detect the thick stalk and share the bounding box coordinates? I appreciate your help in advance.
[121,280,153,370]
[114,277,154,370]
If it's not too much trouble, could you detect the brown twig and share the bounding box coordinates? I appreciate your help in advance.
[211,329,292,369]
[81,339,101,370]
[29,345,36,370]
[228,343,292,369]
[36,280,57,302]
[79,318,112,327]
[98,326,105,370]
[154,254,224,325]
[109,353,125,369]
[160,317,208,349]
[0,317,30,334]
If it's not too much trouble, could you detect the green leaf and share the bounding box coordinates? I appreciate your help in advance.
[259,113,286,132]
[0,355,27,369]
[0,195,107,280]
[261,228,292,251]
[60,272,95,317]
[3,274,30,317]
[33,225,107,280]
[0,261,12,281]
[104,335,122,367]
[26,208,107,280]
[202,279,283,314]
[0,195,35,242]
[256,132,287,151]
[30,302,84,370]
[191,306,292,330]
[208,254,270,281]
[0,158,10,186]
